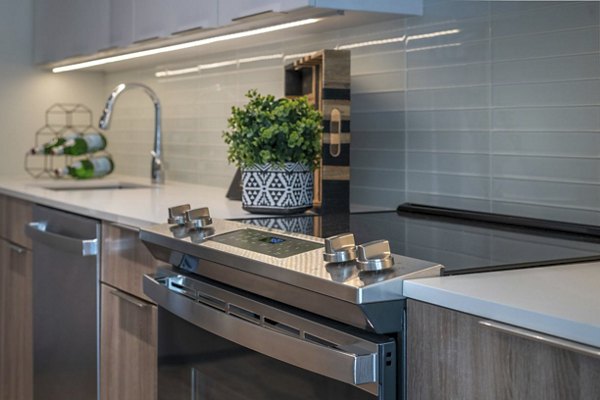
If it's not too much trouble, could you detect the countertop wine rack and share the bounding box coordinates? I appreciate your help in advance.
[25,103,108,178]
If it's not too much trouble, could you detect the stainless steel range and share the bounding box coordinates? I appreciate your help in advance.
[141,205,442,400]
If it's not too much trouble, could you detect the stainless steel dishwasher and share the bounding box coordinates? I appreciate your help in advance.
[26,205,100,400]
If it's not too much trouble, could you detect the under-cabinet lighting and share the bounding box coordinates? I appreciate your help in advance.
[52,18,321,73]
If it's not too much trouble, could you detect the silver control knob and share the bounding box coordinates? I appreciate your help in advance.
[168,204,191,225]
[185,207,213,229]
[356,240,394,272]
[323,233,357,263]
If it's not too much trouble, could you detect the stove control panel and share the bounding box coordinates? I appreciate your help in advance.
[210,229,323,259]
[324,234,395,272]
[185,207,213,229]
[168,204,191,225]
[323,233,357,263]
[357,240,395,272]
[168,204,213,230]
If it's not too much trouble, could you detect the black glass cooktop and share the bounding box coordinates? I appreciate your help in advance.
[232,205,600,275]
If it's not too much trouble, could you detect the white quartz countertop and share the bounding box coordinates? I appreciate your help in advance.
[4,175,599,348]
[403,262,600,349]
[0,175,256,227]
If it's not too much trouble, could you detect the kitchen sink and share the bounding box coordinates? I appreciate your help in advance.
[35,181,152,191]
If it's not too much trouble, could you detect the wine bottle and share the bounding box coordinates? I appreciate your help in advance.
[52,132,107,155]
[29,133,78,155]
[54,156,114,179]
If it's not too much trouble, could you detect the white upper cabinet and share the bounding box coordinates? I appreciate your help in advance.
[217,0,308,25]
[133,0,218,43]
[313,0,421,14]
[109,0,134,49]
[34,0,110,64]
[34,0,420,65]
[218,0,422,25]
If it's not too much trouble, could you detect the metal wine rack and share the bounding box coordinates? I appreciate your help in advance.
[25,103,110,178]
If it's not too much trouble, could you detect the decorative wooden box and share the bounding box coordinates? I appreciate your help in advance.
[284,49,351,214]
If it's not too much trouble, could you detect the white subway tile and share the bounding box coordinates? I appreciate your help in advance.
[492,80,600,107]
[492,27,600,62]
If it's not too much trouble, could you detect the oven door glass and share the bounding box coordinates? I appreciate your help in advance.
[146,273,396,400]
[159,309,382,400]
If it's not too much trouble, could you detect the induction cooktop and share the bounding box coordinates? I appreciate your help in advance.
[232,204,600,275]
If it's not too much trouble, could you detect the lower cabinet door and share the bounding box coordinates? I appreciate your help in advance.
[407,299,600,400]
[101,283,157,400]
[0,239,32,400]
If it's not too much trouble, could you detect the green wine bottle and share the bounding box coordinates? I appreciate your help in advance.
[52,132,107,155]
[54,156,114,179]
[29,133,78,155]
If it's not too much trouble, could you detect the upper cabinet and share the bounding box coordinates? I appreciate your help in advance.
[34,0,421,66]
[219,0,422,25]
[218,0,309,25]
[34,0,110,64]
[107,0,218,49]
[109,0,134,48]
[133,0,218,42]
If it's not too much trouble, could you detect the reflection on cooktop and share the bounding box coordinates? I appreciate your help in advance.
[235,211,600,274]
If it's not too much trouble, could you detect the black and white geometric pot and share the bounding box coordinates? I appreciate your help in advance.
[241,162,313,214]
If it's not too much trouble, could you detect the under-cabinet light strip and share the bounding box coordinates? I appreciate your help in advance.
[52,18,321,73]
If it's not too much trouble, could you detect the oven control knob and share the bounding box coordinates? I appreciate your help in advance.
[356,240,394,272]
[185,207,213,229]
[323,233,357,263]
[168,204,191,225]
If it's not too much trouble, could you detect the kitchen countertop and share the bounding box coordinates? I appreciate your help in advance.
[0,174,254,227]
[3,174,599,349]
[404,262,600,349]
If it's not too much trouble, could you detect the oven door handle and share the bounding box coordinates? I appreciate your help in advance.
[144,274,381,392]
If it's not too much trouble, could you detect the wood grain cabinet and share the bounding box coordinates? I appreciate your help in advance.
[100,284,157,400]
[406,299,600,400]
[100,222,160,400]
[0,195,33,400]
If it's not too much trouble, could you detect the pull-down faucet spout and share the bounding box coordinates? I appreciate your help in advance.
[99,82,165,184]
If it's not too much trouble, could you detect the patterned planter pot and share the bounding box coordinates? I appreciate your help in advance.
[241,162,313,214]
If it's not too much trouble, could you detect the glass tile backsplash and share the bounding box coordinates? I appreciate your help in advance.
[103,0,600,225]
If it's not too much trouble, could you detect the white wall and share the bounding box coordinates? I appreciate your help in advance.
[0,0,105,178]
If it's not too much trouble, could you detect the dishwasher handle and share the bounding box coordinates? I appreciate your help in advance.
[25,221,98,256]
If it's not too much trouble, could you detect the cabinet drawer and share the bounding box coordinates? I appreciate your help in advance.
[0,195,33,249]
[101,222,160,302]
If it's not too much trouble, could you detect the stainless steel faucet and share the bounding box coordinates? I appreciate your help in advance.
[99,82,165,184]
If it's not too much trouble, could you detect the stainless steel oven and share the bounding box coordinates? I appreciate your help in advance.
[141,206,442,400]
[145,272,395,399]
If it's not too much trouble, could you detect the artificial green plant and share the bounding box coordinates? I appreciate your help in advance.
[223,89,323,170]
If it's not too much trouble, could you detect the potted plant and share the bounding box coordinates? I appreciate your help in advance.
[223,89,323,214]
